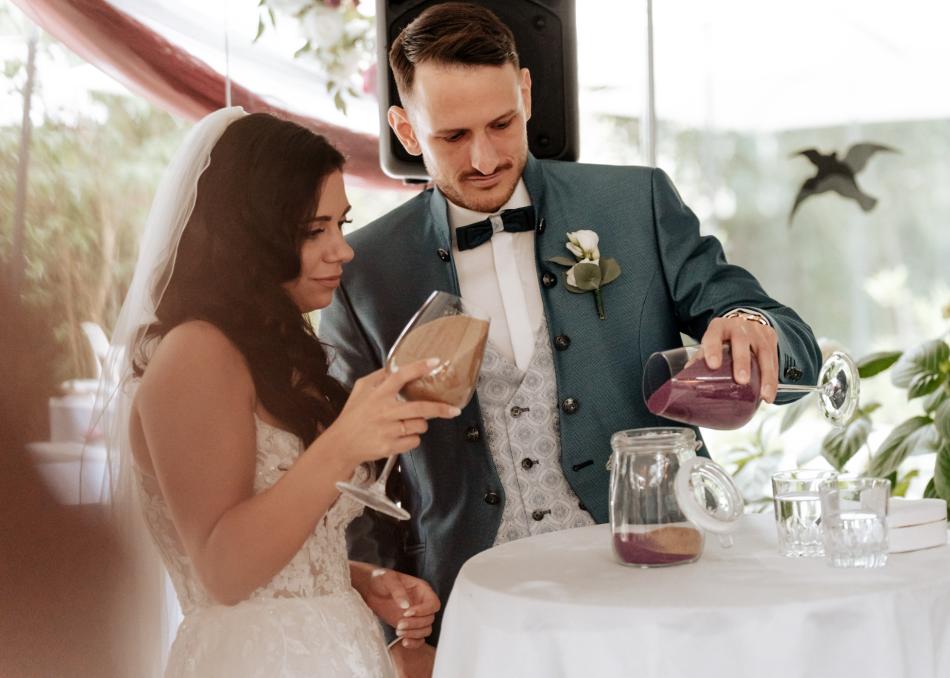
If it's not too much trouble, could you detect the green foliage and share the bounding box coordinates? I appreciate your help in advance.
[832,335,950,517]
[1,92,186,383]
[891,469,920,498]
[857,351,902,378]
[777,332,950,516]
[779,391,816,432]
[255,1,374,115]
[890,339,948,391]
[866,415,935,477]
[821,412,871,471]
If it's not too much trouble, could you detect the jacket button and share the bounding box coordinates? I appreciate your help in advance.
[521,458,535,471]
[484,491,500,506]
[784,365,803,381]
[464,425,480,443]
[541,272,557,288]
[561,397,579,415]
[554,334,571,351]
[437,248,450,262]
[531,509,547,521]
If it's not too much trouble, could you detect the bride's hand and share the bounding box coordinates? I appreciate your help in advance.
[351,564,440,648]
[326,359,460,466]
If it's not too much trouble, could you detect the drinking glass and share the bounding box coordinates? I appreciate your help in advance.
[335,291,490,520]
[771,469,838,557]
[643,343,859,430]
[819,476,890,568]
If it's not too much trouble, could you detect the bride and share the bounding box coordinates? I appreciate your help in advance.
[105,107,459,677]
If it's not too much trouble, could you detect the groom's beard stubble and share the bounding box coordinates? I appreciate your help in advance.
[428,153,526,215]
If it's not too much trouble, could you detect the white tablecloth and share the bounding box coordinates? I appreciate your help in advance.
[433,514,950,678]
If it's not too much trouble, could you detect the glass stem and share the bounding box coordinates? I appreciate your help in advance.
[373,455,398,491]
[776,384,820,394]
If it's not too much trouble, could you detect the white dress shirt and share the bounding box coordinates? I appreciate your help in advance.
[446,181,544,371]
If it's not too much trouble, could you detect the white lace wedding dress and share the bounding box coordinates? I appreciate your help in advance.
[136,415,396,677]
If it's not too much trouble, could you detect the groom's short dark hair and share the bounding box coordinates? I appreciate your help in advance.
[389,2,520,99]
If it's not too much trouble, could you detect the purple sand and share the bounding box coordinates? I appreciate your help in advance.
[646,358,761,430]
[612,532,700,566]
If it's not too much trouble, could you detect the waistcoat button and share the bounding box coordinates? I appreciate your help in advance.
[561,397,579,415]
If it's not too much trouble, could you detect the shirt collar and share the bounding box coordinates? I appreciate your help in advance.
[445,179,532,234]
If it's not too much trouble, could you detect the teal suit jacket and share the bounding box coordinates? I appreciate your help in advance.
[319,156,821,640]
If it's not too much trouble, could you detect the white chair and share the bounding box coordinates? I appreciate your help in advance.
[52,321,113,442]
[80,321,111,381]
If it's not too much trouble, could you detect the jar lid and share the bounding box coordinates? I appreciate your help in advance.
[610,427,700,452]
[673,457,745,534]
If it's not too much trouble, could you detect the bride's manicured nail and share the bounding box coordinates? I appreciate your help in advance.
[397,621,408,631]
[403,609,415,618]
[399,600,410,610]
[426,357,440,367]
[449,407,462,416]
[402,639,411,648]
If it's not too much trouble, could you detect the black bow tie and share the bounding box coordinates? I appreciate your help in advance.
[455,205,536,251]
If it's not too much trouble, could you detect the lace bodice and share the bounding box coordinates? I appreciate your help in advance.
[136,416,370,615]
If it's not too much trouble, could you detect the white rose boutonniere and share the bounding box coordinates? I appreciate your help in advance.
[546,230,622,320]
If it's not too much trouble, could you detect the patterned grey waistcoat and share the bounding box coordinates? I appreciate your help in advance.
[476,319,595,546]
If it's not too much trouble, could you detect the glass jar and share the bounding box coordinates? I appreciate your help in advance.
[609,427,744,567]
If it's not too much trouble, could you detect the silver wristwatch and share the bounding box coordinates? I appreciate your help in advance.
[722,308,771,327]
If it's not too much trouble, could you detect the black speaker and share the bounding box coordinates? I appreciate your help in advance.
[375,0,579,181]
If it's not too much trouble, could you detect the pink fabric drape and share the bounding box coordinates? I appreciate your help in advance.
[12,0,404,189]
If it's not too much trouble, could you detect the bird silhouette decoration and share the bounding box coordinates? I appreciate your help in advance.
[788,142,898,224]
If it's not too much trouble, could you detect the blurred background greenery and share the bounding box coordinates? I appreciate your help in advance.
[1,1,947,505]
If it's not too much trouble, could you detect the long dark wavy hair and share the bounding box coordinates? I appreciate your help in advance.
[133,113,349,445]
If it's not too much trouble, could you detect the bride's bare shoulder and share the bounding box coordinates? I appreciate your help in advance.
[138,320,254,400]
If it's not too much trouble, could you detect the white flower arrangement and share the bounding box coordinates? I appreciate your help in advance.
[256,0,375,113]
[547,230,622,320]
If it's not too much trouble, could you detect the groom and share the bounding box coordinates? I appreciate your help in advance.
[320,2,820,674]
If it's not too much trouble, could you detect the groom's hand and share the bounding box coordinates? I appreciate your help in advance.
[390,641,436,678]
[701,315,779,403]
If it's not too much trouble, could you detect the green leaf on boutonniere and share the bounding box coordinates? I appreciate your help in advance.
[547,256,577,267]
[568,262,602,291]
[600,257,621,285]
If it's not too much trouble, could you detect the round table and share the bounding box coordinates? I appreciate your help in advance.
[433,514,950,678]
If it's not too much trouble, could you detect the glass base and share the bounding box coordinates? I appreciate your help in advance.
[818,352,860,426]
[335,481,410,521]
[613,553,702,568]
[827,552,888,568]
